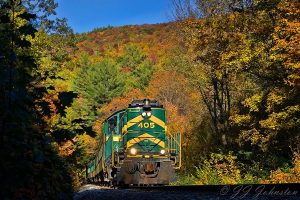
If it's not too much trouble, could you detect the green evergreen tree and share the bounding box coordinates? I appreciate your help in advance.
[118,44,154,90]
[74,58,125,107]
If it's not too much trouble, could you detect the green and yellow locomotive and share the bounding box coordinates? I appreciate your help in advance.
[86,99,181,186]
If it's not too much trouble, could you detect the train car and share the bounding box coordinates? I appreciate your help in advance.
[86,99,181,186]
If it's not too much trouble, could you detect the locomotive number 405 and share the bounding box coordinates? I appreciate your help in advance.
[138,122,155,128]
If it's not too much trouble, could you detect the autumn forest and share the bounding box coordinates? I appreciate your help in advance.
[0,0,299,199]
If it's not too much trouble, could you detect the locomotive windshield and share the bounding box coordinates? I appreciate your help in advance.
[129,99,163,108]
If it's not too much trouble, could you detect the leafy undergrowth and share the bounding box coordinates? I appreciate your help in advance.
[173,151,300,185]
[263,152,300,184]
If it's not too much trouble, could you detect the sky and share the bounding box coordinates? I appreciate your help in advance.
[55,0,173,33]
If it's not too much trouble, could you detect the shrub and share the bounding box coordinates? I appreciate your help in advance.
[170,174,196,186]
[193,152,258,185]
[263,152,300,183]
[195,152,241,184]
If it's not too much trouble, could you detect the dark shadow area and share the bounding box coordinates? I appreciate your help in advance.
[0,1,73,199]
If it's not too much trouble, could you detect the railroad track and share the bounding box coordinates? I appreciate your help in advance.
[74,184,299,200]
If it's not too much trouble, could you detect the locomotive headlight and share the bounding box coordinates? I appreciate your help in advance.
[130,148,137,155]
[142,112,147,117]
[146,112,152,117]
[160,149,166,155]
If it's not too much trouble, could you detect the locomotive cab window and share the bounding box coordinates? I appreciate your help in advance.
[108,117,117,134]
[119,112,125,134]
